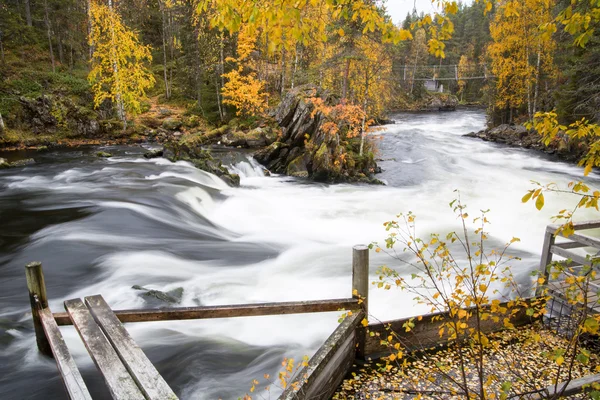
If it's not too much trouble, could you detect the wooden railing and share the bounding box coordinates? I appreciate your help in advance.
[26,245,370,400]
[537,220,600,297]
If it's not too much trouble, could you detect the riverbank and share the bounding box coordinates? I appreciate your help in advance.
[464,124,587,164]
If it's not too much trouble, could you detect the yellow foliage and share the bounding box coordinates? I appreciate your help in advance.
[221,26,267,117]
[488,0,556,112]
[88,1,155,118]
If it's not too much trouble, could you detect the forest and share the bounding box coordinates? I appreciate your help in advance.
[1,0,597,159]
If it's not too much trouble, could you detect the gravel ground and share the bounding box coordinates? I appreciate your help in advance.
[333,325,599,399]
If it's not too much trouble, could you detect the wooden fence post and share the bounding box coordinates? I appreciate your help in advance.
[536,230,555,296]
[25,261,52,356]
[352,244,369,358]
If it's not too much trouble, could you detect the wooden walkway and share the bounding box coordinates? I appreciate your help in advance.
[25,247,369,400]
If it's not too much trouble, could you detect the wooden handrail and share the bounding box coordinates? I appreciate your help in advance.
[53,298,361,326]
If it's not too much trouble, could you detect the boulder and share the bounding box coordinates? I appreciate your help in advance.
[10,158,35,167]
[143,149,164,159]
[96,151,112,158]
[164,136,240,186]
[162,118,183,131]
[0,158,9,169]
[132,285,184,305]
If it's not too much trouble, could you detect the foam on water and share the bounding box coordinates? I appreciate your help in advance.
[2,111,600,399]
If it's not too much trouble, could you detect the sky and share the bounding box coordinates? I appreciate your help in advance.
[384,0,441,25]
[384,0,474,25]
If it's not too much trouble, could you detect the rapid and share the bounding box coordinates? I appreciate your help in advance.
[1,110,599,399]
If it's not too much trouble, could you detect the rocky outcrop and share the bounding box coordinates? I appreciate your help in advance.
[465,124,587,162]
[220,127,278,148]
[254,85,381,183]
[164,136,240,186]
[419,93,459,111]
[18,95,101,137]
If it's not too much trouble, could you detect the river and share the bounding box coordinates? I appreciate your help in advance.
[0,110,598,399]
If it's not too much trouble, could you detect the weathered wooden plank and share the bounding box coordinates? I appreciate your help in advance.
[530,373,600,399]
[554,241,589,250]
[39,306,92,400]
[363,299,536,357]
[25,262,52,356]
[550,245,595,267]
[559,231,600,249]
[64,298,145,400]
[279,311,364,400]
[54,298,360,326]
[85,295,178,400]
[537,231,556,296]
[547,221,600,233]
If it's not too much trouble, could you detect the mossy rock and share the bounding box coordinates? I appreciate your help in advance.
[164,139,240,186]
[312,142,333,182]
[221,130,247,147]
[286,154,309,178]
[162,118,183,131]
[96,151,112,158]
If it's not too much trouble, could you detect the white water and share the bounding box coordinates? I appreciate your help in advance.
[1,110,600,399]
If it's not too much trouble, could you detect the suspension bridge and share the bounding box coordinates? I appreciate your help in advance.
[394,63,495,81]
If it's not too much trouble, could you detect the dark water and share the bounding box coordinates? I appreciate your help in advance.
[1,110,598,399]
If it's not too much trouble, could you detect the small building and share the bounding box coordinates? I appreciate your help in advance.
[424,79,444,93]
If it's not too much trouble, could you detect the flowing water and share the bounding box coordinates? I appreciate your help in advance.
[1,110,599,399]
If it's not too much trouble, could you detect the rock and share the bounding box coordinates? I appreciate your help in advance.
[143,149,164,159]
[18,95,100,137]
[286,154,309,178]
[96,151,112,158]
[0,158,9,169]
[245,127,268,147]
[37,146,49,152]
[464,124,587,163]
[132,285,184,305]
[254,84,380,183]
[10,158,35,167]
[221,130,247,147]
[162,118,183,131]
[164,136,240,186]
[418,93,459,111]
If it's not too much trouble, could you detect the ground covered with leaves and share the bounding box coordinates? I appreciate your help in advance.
[334,325,599,399]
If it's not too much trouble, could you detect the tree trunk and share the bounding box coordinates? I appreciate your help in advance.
[359,69,369,157]
[411,47,420,95]
[291,45,299,89]
[218,33,226,120]
[87,0,93,59]
[0,111,5,134]
[108,0,126,129]
[24,0,32,27]
[215,74,224,122]
[43,0,56,73]
[193,27,204,114]
[160,1,171,99]
[57,33,65,65]
[526,46,532,120]
[533,47,541,116]
[342,58,350,102]
[280,47,286,96]
[0,33,5,65]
